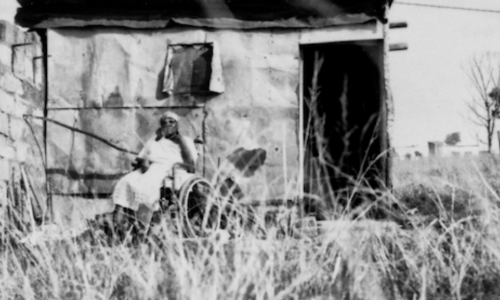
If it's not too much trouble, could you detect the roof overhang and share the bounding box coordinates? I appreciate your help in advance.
[15,0,393,29]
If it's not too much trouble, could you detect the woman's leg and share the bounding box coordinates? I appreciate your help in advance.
[112,205,137,243]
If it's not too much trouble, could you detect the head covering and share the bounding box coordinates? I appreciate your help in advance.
[160,111,180,122]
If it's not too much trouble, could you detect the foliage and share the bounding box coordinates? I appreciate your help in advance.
[465,53,500,153]
[444,132,461,146]
[2,156,500,299]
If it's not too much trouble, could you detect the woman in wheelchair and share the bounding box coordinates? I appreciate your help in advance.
[111,111,198,239]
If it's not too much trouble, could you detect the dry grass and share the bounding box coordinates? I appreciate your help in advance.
[390,155,500,300]
[2,155,500,300]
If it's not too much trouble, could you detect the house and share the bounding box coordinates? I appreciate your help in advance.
[15,0,394,226]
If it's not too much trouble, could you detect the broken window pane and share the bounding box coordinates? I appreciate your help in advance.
[166,44,213,95]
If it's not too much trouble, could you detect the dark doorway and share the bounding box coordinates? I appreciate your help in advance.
[302,40,386,211]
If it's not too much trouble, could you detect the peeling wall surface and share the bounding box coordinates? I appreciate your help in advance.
[47,27,300,199]
[46,23,387,225]
[0,20,46,223]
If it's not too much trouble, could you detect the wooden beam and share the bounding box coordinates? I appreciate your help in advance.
[389,21,408,29]
[389,43,408,51]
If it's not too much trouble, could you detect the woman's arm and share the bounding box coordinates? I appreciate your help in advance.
[133,139,152,173]
[171,135,197,173]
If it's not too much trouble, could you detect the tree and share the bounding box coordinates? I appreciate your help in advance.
[444,132,461,146]
[466,54,500,153]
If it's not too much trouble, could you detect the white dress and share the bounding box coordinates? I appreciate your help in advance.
[112,136,198,210]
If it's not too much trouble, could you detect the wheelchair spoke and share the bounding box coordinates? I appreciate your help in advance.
[177,177,221,238]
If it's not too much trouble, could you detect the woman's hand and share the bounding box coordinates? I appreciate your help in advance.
[171,135,196,172]
[140,159,150,173]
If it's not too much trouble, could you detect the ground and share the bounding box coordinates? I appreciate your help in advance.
[2,156,500,300]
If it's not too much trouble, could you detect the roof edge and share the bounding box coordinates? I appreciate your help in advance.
[15,0,392,29]
[17,15,380,30]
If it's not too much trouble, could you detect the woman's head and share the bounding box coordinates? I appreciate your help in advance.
[159,111,179,137]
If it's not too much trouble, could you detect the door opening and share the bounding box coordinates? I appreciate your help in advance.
[301,40,386,212]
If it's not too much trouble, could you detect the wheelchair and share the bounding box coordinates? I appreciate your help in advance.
[156,163,221,238]
[111,162,256,242]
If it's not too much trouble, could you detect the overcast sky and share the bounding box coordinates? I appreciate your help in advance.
[389,0,500,150]
[2,0,500,150]
[0,0,17,23]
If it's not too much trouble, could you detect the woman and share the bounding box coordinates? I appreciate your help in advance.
[112,111,198,212]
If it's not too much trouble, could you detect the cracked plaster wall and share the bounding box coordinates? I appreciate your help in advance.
[46,27,301,225]
[46,24,390,227]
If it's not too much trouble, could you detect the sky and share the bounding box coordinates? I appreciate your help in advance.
[389,0,500,150]
[0,0,16,23]
[1,0,500,151]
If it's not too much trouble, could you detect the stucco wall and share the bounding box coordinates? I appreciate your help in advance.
[45,22,389,226]
[202,30,300,200]
[47,27,301,205]
[0,20,46,223]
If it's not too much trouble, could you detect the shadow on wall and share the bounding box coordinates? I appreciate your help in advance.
[226,147,267,177]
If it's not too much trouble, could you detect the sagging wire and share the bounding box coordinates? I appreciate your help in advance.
[395,1,500,14]
[23,114,140,223]
[23,114,139,156]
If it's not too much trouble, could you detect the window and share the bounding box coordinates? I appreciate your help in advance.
[163,42,224,96]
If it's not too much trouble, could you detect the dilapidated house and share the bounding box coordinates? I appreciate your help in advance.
[15,0,394,226]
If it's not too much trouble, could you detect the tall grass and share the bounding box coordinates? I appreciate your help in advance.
[2,156,500,299]
[4,51,500,299]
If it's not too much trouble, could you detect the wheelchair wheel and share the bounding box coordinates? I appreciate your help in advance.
[177,176,220,238]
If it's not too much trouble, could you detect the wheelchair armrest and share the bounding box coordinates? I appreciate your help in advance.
[172,162,195,174]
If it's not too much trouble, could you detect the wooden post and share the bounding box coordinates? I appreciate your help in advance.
[298,47,305,219]
[389,22,408,29]
[497,131,500,154]
[389,43,408,51]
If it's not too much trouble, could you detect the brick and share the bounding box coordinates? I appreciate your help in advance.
[0,43,11,68]
[33,58,43,89]
[20,82,44,109]
[12,47,26,80]
[0,145,15,160]
[15,142,29,162]
[0,21,20,45]
[9,116,25,142]
[0,88,15,114]
[0,21,41,46]
[13,45,37,83]
[0,111,8,135]
[0,133,11,147]
[29,107,44,126]
[0,72,23,94]
[0,159,9,181]
[13,95,30,117]
[0,20,28,46]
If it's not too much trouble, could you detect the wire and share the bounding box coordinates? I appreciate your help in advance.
[23,114,139,156]
[395,1,500,14]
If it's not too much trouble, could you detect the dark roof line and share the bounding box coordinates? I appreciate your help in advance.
[15,0,393,29]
